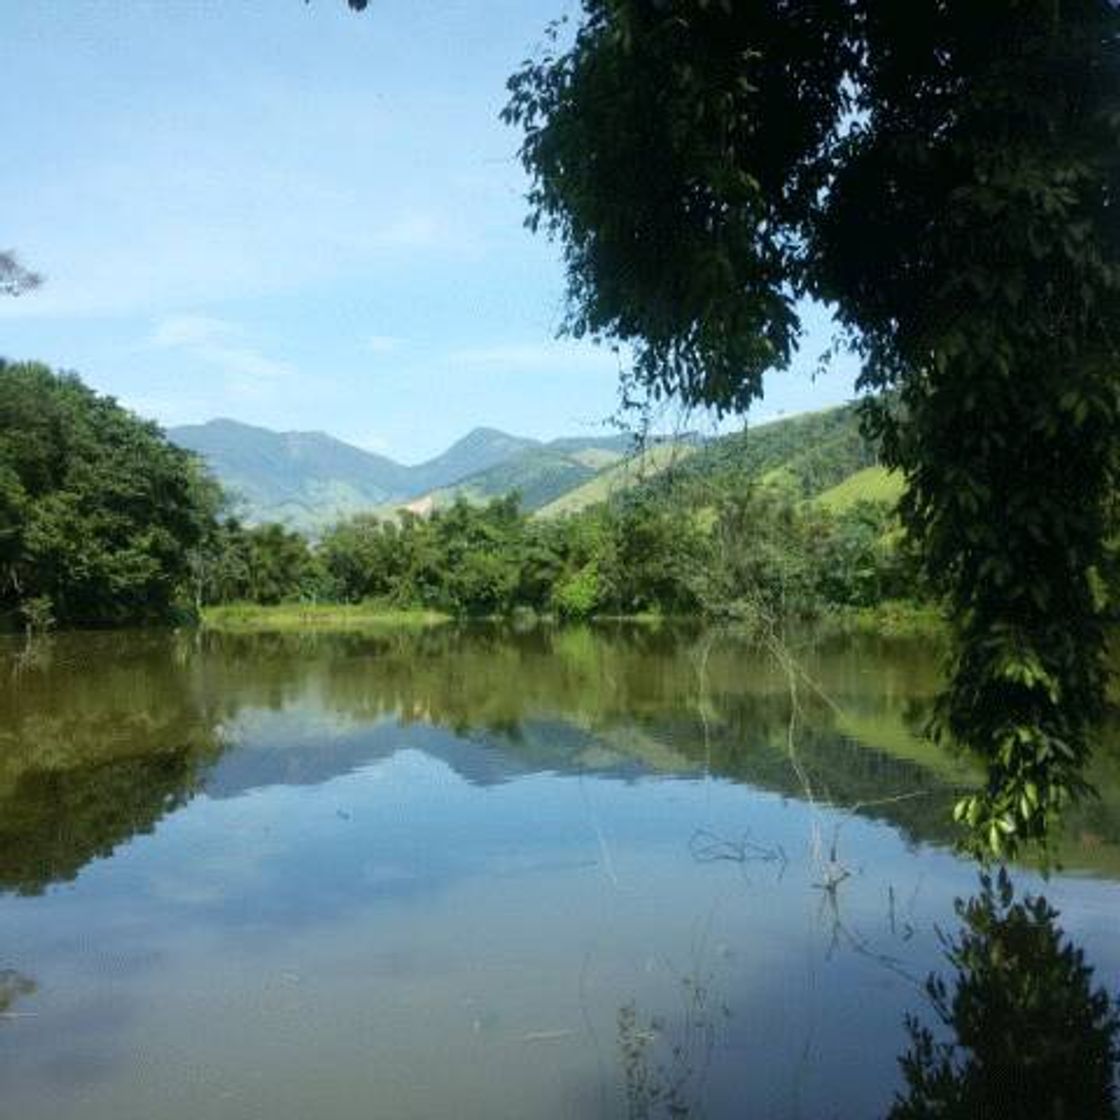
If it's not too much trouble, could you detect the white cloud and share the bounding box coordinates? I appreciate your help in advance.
[151,313,294,385]
[447,340,622,376]
[151,314,232,349]
[367,334,405,355]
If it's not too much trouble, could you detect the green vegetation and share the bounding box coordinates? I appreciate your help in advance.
[0,361,218,630]
[202,602,449,631]
[190,463,915,625]
[503,0,1120,857]
[814,466,905,515]
[535,439,695,517]
[0,362,921,633]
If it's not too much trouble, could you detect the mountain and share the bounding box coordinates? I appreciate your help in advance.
[168,419,634,531]
[169,419,412,529]
[397,432,686,515]
[170,407,878,533]
[538,405,883,518]
[404,427,540,495]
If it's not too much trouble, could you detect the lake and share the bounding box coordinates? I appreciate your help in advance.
[0,624,1117,1119]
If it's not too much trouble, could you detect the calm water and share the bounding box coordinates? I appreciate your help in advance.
[0,624,1117,1119]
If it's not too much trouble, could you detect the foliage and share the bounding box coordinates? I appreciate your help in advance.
[0,361,220,627]
[19,595,55,636]
[504,0,1120,856]
[889,869,1120,1119]
[618,973,725,1119]
[202,438,915,623]
[3,360,920,629]
[0,250,42,298]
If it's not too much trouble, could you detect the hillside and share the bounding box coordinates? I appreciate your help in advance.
[416,448,601,513]
[169,419,633,530]
[538,404,885,518]
[535,440,698,517]
[649,406,877,502]
[170,405,888,533]
[813,465,905,513]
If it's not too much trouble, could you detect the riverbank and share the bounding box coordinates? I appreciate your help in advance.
[201,603,452,632]
[199,599,949,638]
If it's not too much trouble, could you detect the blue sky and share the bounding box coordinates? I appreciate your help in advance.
[1,1,858,462]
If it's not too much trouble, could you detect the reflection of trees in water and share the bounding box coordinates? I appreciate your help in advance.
[0,633,228,895]
[0,748,214,896]
[1,625,1117,893]
[618,972,728,1120]
[0,969,34,1016]
[612,871,1120,1119]
[889,871,1120,1119]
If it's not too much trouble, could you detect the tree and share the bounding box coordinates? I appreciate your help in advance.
[0,250,42,298]
[502,1,1120,856]
[0,361,219,626]
[241,523,317,605]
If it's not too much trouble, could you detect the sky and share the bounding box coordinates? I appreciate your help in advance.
[1,0,859,463]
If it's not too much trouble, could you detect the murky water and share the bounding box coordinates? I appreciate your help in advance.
[0,624,1117,1119]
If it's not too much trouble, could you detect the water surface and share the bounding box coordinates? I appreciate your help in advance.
[1,625,1117,1119]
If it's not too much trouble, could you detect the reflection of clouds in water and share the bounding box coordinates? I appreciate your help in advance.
[40,1049,117,1090]
[0,629,1116,1120]
[143,800,294,909]
[75,947,166,981]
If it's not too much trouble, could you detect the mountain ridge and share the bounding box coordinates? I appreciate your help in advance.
[170,406,873,534]
[169,418,633,531]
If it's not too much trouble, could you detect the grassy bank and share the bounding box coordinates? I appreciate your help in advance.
[823,600,949,641]
[201,602,452,632]
[200,600,947,637]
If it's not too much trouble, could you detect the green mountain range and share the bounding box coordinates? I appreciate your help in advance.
[171,405,886,533]
[168,418,636,531]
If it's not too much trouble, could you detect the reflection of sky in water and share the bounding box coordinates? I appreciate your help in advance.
[1,673,1119,1118]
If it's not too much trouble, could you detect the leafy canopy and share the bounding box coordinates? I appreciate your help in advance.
[0,361,218,627]
[503,0,1120,857]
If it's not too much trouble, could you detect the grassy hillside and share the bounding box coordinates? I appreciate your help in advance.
[536,440,698,517]
[653,406,876,503]
[420,448,601,512]
[534,405,880,520]
[535,404,881,520]
[814,465,905,513]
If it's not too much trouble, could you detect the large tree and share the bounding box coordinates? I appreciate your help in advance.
[500,1,1120,856]
[0,361,219,627]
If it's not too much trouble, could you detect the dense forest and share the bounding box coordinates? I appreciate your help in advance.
[0,360,919,630]
[0,360,219,629]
